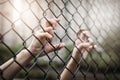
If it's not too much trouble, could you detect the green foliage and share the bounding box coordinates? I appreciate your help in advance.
[16,69,45,79]
[16,60,60,79]
[64,41,120,71]
[86,51,119,69]
[101,28,120,67]
[0,44,23,65]
[86,27,120,70]
[64,44,74,59]
[0,45,12,65]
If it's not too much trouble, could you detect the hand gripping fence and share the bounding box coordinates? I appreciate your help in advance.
[0,0,120,80]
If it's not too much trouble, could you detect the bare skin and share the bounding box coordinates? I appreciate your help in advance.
[0,18,96,80]
[60,29,96,80]
[0,18,65,80]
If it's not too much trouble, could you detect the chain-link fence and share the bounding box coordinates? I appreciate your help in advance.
[0,0,120,80]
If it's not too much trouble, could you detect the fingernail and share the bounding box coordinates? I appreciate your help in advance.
[56,18,60,21]
[62,43,65,46]
[94,45,97,49]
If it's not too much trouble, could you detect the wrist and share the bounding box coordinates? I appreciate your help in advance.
[16,49,33,66]
[72,48,80,57]
[28,45,41,56]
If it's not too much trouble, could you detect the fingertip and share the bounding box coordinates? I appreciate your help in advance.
[45,32,53,38]
[89,45,93,49]
[82,31,91,37]
[52,24,56,30]
[59,43,65,48]
[94,45,97,49]
[56,18,60,22]
[61,43,65,47]
[88,38,93,44]
[56,43,65,50]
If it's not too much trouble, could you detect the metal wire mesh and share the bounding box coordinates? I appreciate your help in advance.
[0,0,120,80]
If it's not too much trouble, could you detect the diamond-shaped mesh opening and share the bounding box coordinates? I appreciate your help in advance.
[0,0,120,80]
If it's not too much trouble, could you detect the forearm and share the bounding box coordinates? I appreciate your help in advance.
[60,48,89,80]
[60,50,81,80]
[0,49,33,80]
[0,18,60,80]
[60,29,94,80]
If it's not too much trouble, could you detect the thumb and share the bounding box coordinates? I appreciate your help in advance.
[54,43,65,50]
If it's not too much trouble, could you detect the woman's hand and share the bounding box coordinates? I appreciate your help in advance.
[28,18,65,56]
[73,29,96,59]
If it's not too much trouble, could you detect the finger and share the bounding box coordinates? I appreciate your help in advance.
[82,30,90,38]
[77,29,88,36]
[46,18,60,29]
[82,31,90,41]
[86,44,97,51]
[53,18,60,22]
[94,45,97,49]
[43,27,54,36]
[45,43,65,53]
[87,45,94,51]
[76,43,91,50]
[88,38,94,45]
[77,29,88,35]
[37,27,54,37]
[54,43,65,50]
[37,32,53,40]
[48,18,60,23]
[50,18,60,29]
[75,39,81,46]
[77,30,90,41]
[88,38,97,49]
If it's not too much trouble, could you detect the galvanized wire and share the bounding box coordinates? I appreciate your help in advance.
[0,0,120,80]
